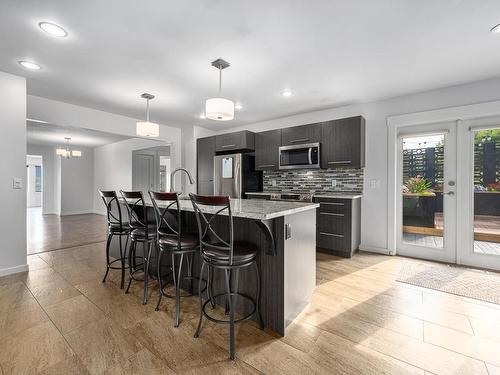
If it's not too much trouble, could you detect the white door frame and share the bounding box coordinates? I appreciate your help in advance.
[387,100,500,268]
[395,123,457,263]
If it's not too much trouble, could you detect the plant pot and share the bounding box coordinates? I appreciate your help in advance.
[403,193,436,228]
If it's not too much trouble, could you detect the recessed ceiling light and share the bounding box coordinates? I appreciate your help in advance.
[199,113,206,119]
[281,89,293,97]
[38,22,68,37]
[19,61,41,70]
[235,103,243,110]
[491,24,500,34]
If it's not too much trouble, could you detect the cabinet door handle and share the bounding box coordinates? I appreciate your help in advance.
[320,212,344,217]
[289,138,310,143]
[221,144,236,148]
[258,164,275,168]
[320,202,345,206]
[319,232,345,238]
[328,160,352,164]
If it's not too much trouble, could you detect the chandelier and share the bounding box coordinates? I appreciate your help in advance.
[56,137,82,158]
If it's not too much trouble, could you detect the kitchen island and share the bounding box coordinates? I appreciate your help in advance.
[115,198,319,336]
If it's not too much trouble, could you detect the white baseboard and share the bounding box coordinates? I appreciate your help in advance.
[0,264,29,277]
[358,244,393,255]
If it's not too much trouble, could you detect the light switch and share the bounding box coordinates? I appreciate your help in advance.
[13,177,23,189]
[370,179,380,189]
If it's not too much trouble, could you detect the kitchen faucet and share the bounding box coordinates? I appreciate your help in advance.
[170,168,195,192]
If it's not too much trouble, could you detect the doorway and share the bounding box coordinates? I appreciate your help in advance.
[392,120,500,270]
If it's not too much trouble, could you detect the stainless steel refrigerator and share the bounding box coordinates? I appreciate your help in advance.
[213,153,262,198]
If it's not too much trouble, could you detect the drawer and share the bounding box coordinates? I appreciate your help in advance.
[315,199,351,214]
[317,231,347,251]
[317,213,346,234]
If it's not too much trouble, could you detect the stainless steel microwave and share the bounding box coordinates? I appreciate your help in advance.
[279,142,320,170]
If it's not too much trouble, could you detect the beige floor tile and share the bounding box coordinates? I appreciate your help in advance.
[0,301,49,338]
[280,320,322,353]
[297,302,487,375]
[424,321,500,366]
[316,279,474,334]
[487,363,500,375]
[38,353,90,375]
[27,254,50,271]
[64,317,143,374]
[44,294,105,334]
[104,348,175,375]
[178,359,263,375]
[129,312,229,372]
[27,275,82,307]
[308,330,425,374]
[53,260,103,285]
[469,317,500,342]
[0,321,73,374]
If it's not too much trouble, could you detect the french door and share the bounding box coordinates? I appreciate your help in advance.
[396,122,457,263]
[395,120,500,271]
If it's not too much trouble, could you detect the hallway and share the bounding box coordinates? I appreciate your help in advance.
[27,207,106,255]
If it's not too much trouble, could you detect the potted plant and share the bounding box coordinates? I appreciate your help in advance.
[403,176,437,228]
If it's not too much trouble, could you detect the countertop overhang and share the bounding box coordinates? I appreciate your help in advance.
[122,197,319,220]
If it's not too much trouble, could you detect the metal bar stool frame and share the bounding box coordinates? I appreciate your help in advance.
[190,193,263,360]
[149,191,200,327]
[120,190,157,305]
[99,190,130,289]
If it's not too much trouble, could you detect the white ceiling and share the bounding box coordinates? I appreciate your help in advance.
[2,1,500,130]
[27,120,131,147]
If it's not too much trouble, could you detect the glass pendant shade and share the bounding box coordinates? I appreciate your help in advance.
[205,97,235,121]
[56,148,67,156]
[136,121,160,137]
[71,150,82,157]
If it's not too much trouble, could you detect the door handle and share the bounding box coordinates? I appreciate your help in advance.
[289,138,310,143]
[443,191,455,196]
[221,144,236,148]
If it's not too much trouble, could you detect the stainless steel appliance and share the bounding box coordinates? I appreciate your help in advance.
[214,153,262,198]
[279,142,320,170]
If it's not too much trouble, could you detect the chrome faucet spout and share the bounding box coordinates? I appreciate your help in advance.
[170,168,195,192]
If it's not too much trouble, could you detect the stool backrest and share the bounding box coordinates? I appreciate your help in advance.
[119,190,149,231]
[189,194,234,264]
[99,190,124,231]
[149,191,181,243]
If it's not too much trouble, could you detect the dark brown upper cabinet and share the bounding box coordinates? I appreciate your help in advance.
[196,136,215,194]
[281,123,321,146]
[215,130,255,153]
[321,116,365,169]
[255,129,282,171]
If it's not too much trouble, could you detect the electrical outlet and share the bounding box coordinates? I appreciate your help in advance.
[272,180,277,187]
[370,179,381,189]
[331,180,337,188]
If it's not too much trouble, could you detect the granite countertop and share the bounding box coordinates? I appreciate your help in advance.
[122,197,319,220]
[246,191,363,200]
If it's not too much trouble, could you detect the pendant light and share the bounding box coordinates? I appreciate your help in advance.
[56,137,82,158]
[136,93,160,137]
[205,58,234,121]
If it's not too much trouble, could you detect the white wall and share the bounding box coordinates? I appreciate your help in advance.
[93,138,166,214]
[190,77,500,253]
[26,155,42,208]
[27,95,182,176]
[60,146,94,215]
[27,144,57,214]
[0,72,27,276]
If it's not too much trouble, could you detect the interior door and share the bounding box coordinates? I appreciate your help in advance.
[396,122,457,263]
[132,153,155,194]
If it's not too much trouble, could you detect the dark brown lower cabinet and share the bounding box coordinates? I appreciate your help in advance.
[314,196,361,258]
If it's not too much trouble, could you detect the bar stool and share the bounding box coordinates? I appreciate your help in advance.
[189,193,263,360]
[149,191,199,327]
[98,190,130,289]
[120,190,157,305]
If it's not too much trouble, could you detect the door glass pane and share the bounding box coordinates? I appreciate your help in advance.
[401,134,445,248]
[472,129,500,255]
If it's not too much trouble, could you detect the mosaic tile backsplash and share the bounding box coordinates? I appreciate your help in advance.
[263,168,364,194]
